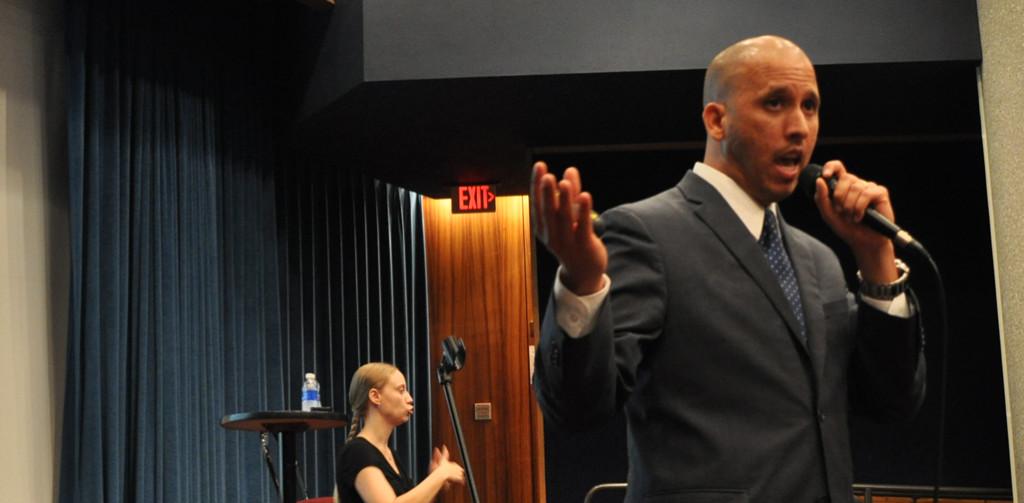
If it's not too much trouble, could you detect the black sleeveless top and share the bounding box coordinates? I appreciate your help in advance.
[336,437,415,502]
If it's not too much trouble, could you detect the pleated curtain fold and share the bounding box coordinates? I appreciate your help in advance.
[60,3,431,502]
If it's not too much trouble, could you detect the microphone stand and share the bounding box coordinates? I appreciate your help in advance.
[437,337,481,503]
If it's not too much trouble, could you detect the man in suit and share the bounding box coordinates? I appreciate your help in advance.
[530,35,926,502]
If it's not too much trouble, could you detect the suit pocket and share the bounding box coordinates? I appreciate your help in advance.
[822,297,854,340]
[643,489,748,503]
[822,297,850,321]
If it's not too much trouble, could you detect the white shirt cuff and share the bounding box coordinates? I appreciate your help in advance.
[552,267,611,338]
[860,292,911,318]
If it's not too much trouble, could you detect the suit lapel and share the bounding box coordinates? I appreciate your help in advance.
[778,213,827,386]
[678,173,809,354]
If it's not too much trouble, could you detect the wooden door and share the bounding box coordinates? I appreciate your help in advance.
[423,195,545,503]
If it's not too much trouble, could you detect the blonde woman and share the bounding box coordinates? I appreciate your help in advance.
[335,363,465,503]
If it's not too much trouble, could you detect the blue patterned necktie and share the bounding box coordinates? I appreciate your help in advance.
[759,209,807,341]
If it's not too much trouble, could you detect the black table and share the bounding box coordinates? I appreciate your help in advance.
[222,411,347,503]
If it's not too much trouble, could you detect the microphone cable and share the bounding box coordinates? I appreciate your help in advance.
[911,244,948,503]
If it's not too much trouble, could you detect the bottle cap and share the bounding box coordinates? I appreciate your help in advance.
[305,372,316,380]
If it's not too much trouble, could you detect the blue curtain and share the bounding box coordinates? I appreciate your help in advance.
[61,2,284,502]
[276,166,431,498]
[59,1,431,502]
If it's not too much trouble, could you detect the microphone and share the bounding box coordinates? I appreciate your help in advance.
[798,163,919,250]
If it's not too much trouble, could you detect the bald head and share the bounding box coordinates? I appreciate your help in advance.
[699,35,820,205]
[702,35,811,106]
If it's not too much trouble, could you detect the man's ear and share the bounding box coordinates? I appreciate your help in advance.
[703,102,727,141]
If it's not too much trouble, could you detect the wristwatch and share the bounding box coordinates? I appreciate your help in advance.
[857,259,910,300]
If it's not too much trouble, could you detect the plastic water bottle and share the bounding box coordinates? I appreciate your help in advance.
[301,372,321,412]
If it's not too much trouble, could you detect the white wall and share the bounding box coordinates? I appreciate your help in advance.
[0,0,67,501]
[979,0,1024,499]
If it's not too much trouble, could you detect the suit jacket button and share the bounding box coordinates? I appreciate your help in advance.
[817,411,826,422]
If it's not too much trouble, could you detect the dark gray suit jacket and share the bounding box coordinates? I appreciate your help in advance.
[534,171,926,503]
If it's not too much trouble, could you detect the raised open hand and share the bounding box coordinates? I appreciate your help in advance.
[531,161,608,295]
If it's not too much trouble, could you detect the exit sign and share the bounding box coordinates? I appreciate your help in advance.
[452,185,497,213]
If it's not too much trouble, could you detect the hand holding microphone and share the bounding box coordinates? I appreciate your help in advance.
[799,162,920,251]
[798,160,915,283]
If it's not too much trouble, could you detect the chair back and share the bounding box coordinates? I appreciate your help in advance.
[583,482,628,503]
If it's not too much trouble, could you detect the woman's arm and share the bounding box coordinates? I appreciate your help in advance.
[353,447,465,503]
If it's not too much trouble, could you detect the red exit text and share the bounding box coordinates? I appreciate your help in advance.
[451,185,497,213]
